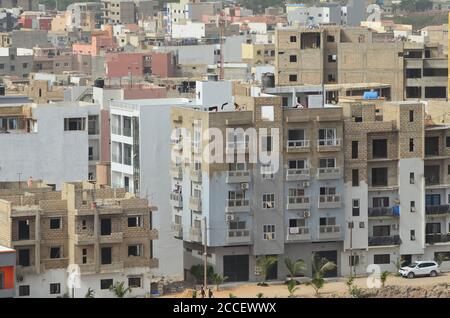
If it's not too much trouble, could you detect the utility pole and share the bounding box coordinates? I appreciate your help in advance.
[349,221,354,278]
[203,216,208,290]
[17,172,22,190]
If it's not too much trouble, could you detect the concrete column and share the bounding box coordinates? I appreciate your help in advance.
[94,210,100,273]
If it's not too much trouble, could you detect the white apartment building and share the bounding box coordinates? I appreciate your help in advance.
[109,80,233,279]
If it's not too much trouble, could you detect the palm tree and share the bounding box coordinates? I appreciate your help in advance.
[284,257,306,280]
[380,271,390,288]
[109,281,132,298]
[308,253,336,297]
[85,287,95,298]
[287,279,298,297]
[211,273,228,291]
[256,255,278,286]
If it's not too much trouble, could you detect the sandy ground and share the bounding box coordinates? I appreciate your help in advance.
[163,272,450,298]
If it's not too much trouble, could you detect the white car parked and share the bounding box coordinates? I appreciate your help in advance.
[399,261,440,278]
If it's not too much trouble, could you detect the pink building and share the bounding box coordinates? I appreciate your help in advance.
[105,51,175,79]
[72,26,116,56]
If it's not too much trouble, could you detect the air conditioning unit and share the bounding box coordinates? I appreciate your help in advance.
[303,210,311,218]
[241,182,249,190]
[16,275,23,282]
[392,224,399,230]
[289,227,299,234]
[302,181,310,188]
[226,214,235,222]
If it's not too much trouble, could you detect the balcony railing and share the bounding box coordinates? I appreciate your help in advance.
[425,205,450,215]
[368,235,401,246]
[226,170,251,183]
[318,195,341,208]
[286,140,310,152]
[286,196,310,209]
[99,232,123,244]
[191,170,202,183]
[226,229,251,244]
[317,225,341,240]
[286,168,310,181]
[317,138,341,151]
[189,196,202,212]
[286,226,311,241]
[226,141,248,154]
[170,192,183,207]
[171,223,183,238]
[189,227,202,242]
[426,233,450,244]
[226,199,250,212]
[317,167,341,180]
[170,165,182,179]
[368,207,398,217]
[100,261,124,273]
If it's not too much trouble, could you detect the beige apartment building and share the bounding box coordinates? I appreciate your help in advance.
[275,26,448,101]
[0,181,158,298]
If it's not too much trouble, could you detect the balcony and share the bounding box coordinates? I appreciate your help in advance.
[286,226,311,241]
[170,192,183,207]
[286,196,310,210]
[191,141,201,154]
[317,138,341,152]
[226,199,250,213]
[189,196,202,212]
[316,167,341,180]
[191,170,202,183]
[42,258,69,271]
[286,140,310,152]
[368,207,399,218]
[100,261,124,274]
[226,229,251,244]
[99,232,124,244]
[74,233,94,245]
[425,205,450,216]
[286,168,310,181]
[170,165,183,179]
[226,170,251,183]
[172,139,183,152]
[368,235,401,246]
[171,223,183,238]
[189,227,202,243]
[225,141,248,155]
[16,265,37,277]
[426,233,450,244]
[318,195,341,209]
[317,225,341,240]
[79,263,96,275]
[12,239,36,246]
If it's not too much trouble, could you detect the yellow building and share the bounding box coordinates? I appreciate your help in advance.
[242,43,276,66]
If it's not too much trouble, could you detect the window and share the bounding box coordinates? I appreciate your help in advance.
[410,230,416,241]
[64,117,85,131]
[374,254,390,264]
[373,225,390,237]
[112,141,122,164]
[425,137,439,156]
[328,55,336,62]
[128,277,142,288]
[50,283,61,294]
[327,35,335,42]
[349,255,359,267]
[22,63,28,68]
[18,249,30,266]
[101,247,112,265]
[19,285,30,296]
[318,128,337,145]
[352,199,360,217]
[263,225,275,240]
[319,158,335,168]
[82,248,87,264]
[261,106,274,121]
[50,218,61,230]
[289,55,297,62]
[290,36,297,42]
[352,141,358,159]
[319,217,336,226]
[128,244,142,257]
[371,167,388,187]
[410,172,415,184]
[289,74,297,82]
[100,279,113,290]
[352,169,359,187]
[410,201,416,212]
[288,129,305,142]
[128,216,142,227]
[261,135,272,152]
[372,139,387,158]
[123,116,132,137]
[446,136,450,147]
[263,194,275,209]
[10,65,15,72]
[88,147,93,161]
[81,219,87,230]
[409,138,414,152]
[359,222,365,228]
[289,218,306,228]
[123,144,132,166]
[319,187,336,195]
[289,159,307,169]
[409,110,414,122]
[50,247,61,259]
